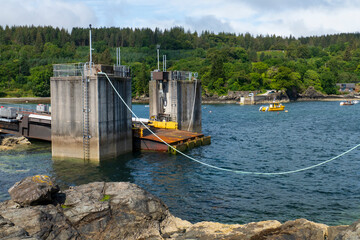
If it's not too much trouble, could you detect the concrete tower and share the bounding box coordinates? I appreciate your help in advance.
[149,71,202,133]
[51,64,132,161]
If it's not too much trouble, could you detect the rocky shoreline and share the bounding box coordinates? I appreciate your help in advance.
[1,88,359,105]
[1,175,360,239]
[0,97,51,104]
[0,136,31,151]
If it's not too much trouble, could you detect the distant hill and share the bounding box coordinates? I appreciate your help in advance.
[0,25,359,98]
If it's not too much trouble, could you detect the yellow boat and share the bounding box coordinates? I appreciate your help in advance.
[259,102,285,112]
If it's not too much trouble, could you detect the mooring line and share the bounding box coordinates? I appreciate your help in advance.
[99,72,360,175]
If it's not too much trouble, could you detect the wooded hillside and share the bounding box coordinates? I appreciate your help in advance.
[1,25,359,98]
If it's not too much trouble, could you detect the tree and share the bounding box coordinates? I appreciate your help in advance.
[208,54,225,91]
[4,25,360,98]
[135,62,149,96]
[271,67,301,98]
[286,42,299,60]
[303,70,322,91]
[94,49,112,65]
[249,72,263,89]
[343,47,352,61]
[227,47,248,62]
[93,41,107,53]
[297,45,311,59]
[252,62,268,74]
[28,65,52,97]
[61,42,76,58]
[35,30,44,53]
[337,72,359,83]
[41,42,61,59]
[320,71,337,94]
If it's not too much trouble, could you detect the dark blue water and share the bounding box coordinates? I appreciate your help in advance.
[1,101,360,226]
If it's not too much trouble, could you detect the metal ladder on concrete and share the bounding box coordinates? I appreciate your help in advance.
[82,64,91,160]
[170,80,177,122]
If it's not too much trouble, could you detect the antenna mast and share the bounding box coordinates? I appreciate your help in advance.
[116,47,121,66]
[156,44,160,71]
[163,55,167,71]
[89,24,92,74]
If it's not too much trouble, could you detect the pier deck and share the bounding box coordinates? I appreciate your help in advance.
[0,113,51,141]
[0,109,211,154]
[133,127,211,154]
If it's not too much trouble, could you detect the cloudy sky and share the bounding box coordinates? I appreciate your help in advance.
[1,0,360,37]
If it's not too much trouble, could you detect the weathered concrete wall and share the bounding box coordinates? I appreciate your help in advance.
[97,76,132,159]
[51,68,132,161]
[177,80,202,133]
[149,80,159,119]
[51,76,96,159]
[168,80,178,122]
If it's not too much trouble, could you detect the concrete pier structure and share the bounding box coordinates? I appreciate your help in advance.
[51,64,132,161]
[149,71,202,133]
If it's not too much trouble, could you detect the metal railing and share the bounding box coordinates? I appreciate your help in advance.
[171,71,198,81]
[53,63,84,77]
[171,71,198,80]
[150,70,198,81]
[54,63,131,78]
[114,65,131,77]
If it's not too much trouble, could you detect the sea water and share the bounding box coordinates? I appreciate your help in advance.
[0,101,360,226]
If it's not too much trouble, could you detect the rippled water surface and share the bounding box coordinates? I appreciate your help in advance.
[1,101,360,226]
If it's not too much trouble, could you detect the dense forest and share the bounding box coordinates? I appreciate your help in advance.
[1,25,360,98]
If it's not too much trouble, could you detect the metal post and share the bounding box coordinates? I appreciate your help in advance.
[157,49,160,70]
[89,24,92,75]
[156,44,160,71]
[163,55,165,71]
[162,55,167,72]
[116,48,118,66]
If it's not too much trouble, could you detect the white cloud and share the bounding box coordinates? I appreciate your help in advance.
[0,0,97,29]
[251,6,360,37]
[1,0,360,37]
[185,15,234,33]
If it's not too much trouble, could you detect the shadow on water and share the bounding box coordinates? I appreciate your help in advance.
[51,153,135,190]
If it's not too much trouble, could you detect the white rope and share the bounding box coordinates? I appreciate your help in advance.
[99,72,360,175]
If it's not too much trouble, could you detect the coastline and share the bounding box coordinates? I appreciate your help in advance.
[0,177,358,239]
[0,95,358,105]
[0,97,51,104]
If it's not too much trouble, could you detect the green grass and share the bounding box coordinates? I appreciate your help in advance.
[4,89,34,97]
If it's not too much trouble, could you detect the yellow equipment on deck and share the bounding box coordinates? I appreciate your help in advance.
[148,120,178,130]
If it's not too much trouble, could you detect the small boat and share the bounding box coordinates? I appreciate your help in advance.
[340,100,354,106]
[259,102,285,112]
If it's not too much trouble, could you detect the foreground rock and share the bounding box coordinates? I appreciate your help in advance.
[8,175,59,206]
[0,215,31,240]
[0,176,358,239]
[0,136,31,150]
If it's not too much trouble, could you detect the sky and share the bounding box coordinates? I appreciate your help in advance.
[1,0,360,37]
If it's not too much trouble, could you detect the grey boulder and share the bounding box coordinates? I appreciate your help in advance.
[8,175,59,206]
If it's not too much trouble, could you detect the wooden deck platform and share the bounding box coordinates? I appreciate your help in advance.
[0,108,211,154]
[133,127,211,153]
